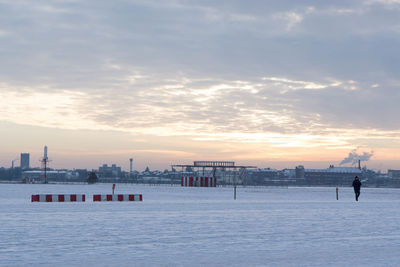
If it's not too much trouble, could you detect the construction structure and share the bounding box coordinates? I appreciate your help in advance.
[181,176,217,187]
[172,161,257,186]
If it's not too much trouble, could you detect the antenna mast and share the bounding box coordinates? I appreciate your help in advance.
[40,146,51,184]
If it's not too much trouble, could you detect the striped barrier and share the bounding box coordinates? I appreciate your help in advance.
[93,194,143,202]
[31,194,86,202]
[181,177,217,187]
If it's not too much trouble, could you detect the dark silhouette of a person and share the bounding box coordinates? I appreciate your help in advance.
[352,176,362,201]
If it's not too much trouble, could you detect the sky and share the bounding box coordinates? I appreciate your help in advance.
[1,0,400,171]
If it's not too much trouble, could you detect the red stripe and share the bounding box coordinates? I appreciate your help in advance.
[93,195,101,201]
[181,176,184,186]
[31,195,39,202]
[129,195,134,201]
[46,194,52,202]
[139,194,143,201]
[106,195,112,201]
[205,177,209,187]
[58,195,65,202]
[82,195,85,202]
[70,194,77,202]
[118,195,124,201]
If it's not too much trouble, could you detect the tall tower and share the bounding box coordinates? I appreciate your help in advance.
[20,153,30,170]
[129,158,133,177]
[44,146,48,161]
[40,146,50,183]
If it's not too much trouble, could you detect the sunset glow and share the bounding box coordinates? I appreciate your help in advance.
[1,1,400,171]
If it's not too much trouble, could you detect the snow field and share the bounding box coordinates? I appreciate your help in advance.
[1,184,400,266]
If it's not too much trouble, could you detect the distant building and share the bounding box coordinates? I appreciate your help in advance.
[246,168,279,185]
[20,153,30,170]
[22,170,73,181]
[299,165,362,186]
[75,169,89,180]
[295,165,305,179]
[388,170,400,179]
[98,164,122,177]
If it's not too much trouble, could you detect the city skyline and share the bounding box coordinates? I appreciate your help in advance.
[1,1,400,171]
[0,138,394,172]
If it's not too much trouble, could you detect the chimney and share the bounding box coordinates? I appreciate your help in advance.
[358,159,361,170]
[129,158,133,173]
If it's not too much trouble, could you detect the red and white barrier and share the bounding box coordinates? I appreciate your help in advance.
[181,177,217,187]
[93,194,143,202]
[31,194,86,202]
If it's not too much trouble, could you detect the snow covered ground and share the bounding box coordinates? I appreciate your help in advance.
[1,184,400,266]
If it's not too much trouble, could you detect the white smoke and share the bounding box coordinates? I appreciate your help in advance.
[339,149,374,166]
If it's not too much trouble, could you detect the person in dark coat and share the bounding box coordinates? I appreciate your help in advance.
[352,176,362,201]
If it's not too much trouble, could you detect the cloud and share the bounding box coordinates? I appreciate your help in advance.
[0,30,9,37]
[262,77,340,90]
[275,11,304,30]
[0,0,400,165]
[1,72,400,150]
[366,0,400,5]
[272,6,317,31]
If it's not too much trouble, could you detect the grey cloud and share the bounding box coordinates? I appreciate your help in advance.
[1,0,400,138]
[1,0,399,83]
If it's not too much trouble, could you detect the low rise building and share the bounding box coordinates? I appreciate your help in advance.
[388,170,400,179]
[299,165,362,186]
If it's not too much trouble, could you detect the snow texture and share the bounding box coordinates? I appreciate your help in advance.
[1,184,400,266]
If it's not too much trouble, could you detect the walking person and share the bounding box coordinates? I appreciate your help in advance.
[352,176,362,201]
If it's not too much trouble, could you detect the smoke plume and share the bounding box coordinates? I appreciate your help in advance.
[339,149,374,166]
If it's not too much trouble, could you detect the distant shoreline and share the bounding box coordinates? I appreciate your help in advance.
[1,180,400,189]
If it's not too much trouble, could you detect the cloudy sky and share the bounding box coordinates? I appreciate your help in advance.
[1,0,400,171]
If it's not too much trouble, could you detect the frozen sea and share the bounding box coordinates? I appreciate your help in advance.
[1,184,400,266]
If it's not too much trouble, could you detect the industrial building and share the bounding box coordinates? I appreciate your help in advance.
[246,168,280,185]
[245,165,363,186]
[296,165,362,186]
